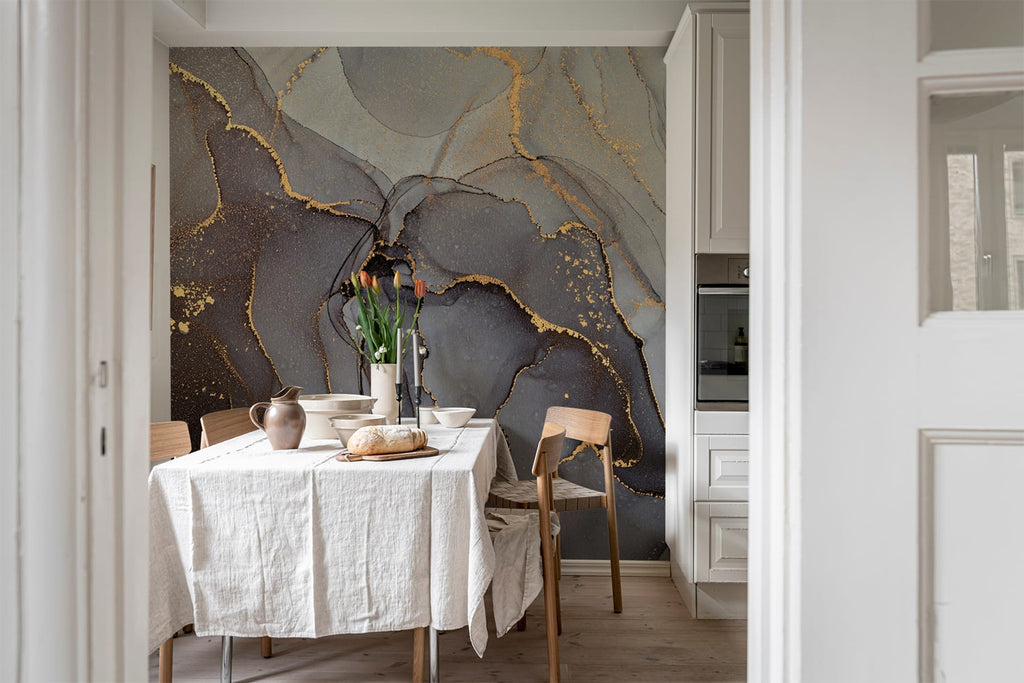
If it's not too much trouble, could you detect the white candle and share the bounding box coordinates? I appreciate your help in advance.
[412,332,421,386]
[394,327,403,380]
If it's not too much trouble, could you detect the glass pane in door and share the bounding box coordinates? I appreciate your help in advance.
[928,0,1024,51]
[945,152,980,310]
[928,91,1024,312]
[1005,149,1024,309]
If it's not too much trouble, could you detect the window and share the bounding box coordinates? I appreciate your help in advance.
[929,91,1024,312]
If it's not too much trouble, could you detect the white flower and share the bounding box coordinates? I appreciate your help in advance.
[374,349,382,359]
[378,345,387,355]
[355,324,362,331]
[419,347,426,355]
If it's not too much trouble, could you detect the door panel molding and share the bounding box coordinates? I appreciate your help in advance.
[918,429,1024,682]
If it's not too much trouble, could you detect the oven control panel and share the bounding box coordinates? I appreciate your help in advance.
[727,257,749,284]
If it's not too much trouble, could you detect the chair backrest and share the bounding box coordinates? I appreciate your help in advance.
[544,406,615,499]
[544,406,611,447]
[531,422,567,477]
[200,407,255,447]
[150,421,192,462]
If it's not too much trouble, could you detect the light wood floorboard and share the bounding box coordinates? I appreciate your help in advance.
[148,576,746,682]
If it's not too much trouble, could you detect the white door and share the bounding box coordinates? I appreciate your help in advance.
[750,1,1024,680]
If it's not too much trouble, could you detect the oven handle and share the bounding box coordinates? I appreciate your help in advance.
[697,286,748,295]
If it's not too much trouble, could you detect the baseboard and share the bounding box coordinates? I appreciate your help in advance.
[669,557,697,617]
[695,582,747,619]
[560,559,671,577]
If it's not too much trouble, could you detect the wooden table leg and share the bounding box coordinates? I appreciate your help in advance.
[412,627,426,683]
[260,636,272,658]
[158,637,173,683]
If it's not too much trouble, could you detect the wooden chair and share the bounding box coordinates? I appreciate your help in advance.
[150,421,193,683]
[489,422,566,682]
[488,406,622,613]
[151,420,192,463]
[199,407,256,449]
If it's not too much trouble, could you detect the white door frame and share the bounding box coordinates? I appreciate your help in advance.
[4,1,153,680]
[748,0,801,679]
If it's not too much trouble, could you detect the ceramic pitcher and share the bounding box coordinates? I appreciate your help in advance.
[250,385,306,450]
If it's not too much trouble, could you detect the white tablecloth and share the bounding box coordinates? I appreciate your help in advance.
[149,418,513,657]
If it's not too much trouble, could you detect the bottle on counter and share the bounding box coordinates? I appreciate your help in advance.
[734,327,748,364]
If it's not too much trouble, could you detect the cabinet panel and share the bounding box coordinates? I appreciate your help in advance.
[695,434,750,501]
[696,11,750,254]
[695,502,748,582]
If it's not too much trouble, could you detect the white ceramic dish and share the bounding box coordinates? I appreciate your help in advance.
[330,413,386,448]
[299,394,376,439]
[432,407,475,428]
[418,406,439,424]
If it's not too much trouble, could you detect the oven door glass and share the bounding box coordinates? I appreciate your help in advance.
[696,286,749,403]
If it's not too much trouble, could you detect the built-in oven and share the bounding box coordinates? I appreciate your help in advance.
[695,255,749,407]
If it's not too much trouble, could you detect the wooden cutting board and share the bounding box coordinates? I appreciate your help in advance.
[335,446,440,462]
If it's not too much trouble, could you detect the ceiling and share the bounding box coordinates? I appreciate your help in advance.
[154,0,694,47]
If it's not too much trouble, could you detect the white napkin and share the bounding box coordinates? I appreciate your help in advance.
[486,509,560,636]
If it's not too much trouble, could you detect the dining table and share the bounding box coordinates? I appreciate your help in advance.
[149,417,521,682]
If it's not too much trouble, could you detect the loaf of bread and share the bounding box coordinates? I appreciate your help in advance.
[346,425,428,455]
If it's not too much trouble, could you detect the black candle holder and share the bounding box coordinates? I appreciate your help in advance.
[414,386,422,428]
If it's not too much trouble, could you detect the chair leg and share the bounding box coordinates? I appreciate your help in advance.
[541,544,560,682]
[412,627,426,683]
[606,503,622,613]
[555,533,562,580]
[260,635,272,658]
[158,637,173,683]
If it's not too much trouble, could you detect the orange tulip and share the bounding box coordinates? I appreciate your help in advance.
[414,279,426,299]
[359,270,371,289]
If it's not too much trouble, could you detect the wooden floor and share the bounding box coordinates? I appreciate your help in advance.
[149,576,746,682]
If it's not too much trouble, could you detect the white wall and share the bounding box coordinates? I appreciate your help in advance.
[153,39,172,421]
[0,1,21,679]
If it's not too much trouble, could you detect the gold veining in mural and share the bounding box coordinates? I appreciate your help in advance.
[493,346,555,416]
[170,62,379,226]
[446,50,666,429]
[172,281,216,317]
[312,297,333,392]
[547,221,666,427]
[560,49,664,216]
[274,48,329,138]
[245,259,283,387]
[435,273,647,459]
[204,330,257,406]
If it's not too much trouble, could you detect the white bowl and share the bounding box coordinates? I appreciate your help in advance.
[432,407,475,428]
[330,413,386,447]
[299,394,376,439]
[418,406,439,424]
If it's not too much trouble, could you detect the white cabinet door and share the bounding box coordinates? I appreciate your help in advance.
[695,11,749,254]
[695,502,748,582]
[695,434,750,501]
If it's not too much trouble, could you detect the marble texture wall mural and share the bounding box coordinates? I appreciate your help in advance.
[169,47,666,560]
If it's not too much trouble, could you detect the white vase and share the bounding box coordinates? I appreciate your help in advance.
[369,363,399,425]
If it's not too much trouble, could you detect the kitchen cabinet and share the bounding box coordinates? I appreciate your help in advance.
[693,432,749,582]
[664,3,750,618]
[694,10,750,253]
